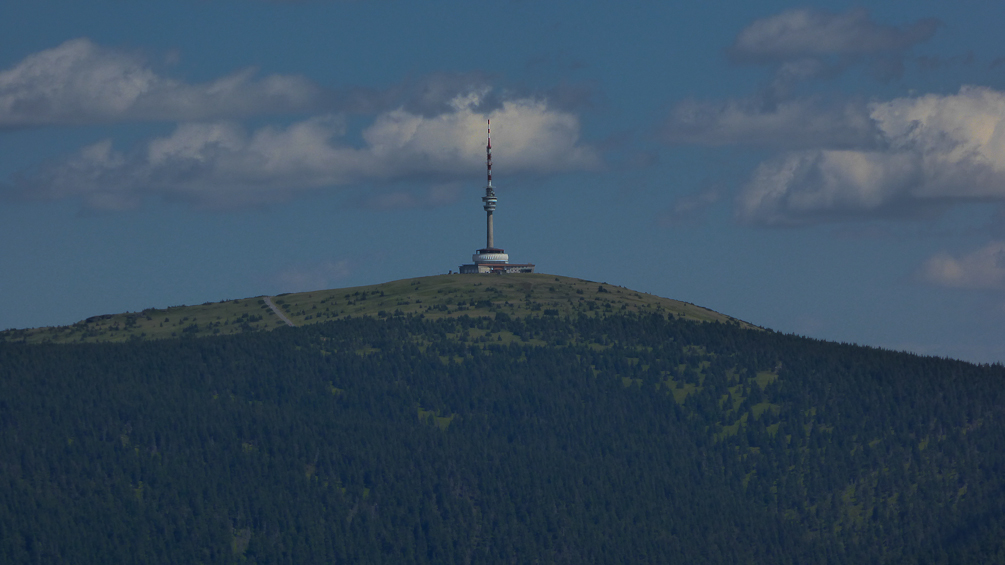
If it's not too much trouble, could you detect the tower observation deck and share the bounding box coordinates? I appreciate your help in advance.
[459,120,535,274]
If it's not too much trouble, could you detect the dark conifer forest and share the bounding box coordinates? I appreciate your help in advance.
[2,311,1004,563]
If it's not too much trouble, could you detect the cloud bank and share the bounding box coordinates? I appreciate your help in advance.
[662,9,1005,227]
[10,92,599,210]
[737,86,1005,225]
[665,8,942,150]
[0,39,324,127]
[0,39,599,210]
[728,8,938,64]
[0,39,588,128]
[921,241,1005,291]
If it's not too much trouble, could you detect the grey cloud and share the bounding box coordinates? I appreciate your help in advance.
[666,9,946,151]
[0,38,325,128]
[728,8,939,64]
[767,58,833,99]
[735,86,1005,226]
[349,72,499,117]
[920,241,1005,291]
[665,8,996,229]
[735,149,932,226]
[0,38,590,131]
[536,81,600,112]
[7,92,600,211]
[378,75,600,117]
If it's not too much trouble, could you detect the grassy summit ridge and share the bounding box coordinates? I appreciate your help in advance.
[3,273,749,344]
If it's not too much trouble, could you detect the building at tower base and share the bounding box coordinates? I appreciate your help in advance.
[459,247,535,274]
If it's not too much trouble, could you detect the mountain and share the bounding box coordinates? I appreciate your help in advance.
[2,273,750,344]
[1,274,1003,563]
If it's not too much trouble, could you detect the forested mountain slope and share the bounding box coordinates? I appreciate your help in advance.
[2,274,747,344]
[1,310,1003,563]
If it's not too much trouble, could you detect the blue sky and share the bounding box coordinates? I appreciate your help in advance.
[3,0,1005,363]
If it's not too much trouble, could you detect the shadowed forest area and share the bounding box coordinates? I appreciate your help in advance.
[1,309,1004,563]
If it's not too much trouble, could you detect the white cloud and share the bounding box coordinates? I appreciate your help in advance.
[737,86,1005,225]
[667,8,947,151]
[0,39,598,212]
[0,39,595,127]
[729,8,938,63]
[666,6,950,152]
[10,91,600,210]
[0,38,323,127]
[921,241,1005,290]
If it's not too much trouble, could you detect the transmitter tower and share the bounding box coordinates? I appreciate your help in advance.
[459,120,535,274]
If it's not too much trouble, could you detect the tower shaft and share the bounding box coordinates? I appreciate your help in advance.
[487,211,494,248]
[482,119,497,249]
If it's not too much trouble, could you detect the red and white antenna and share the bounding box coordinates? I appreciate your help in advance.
[481,119,497,241]
[486,119,493,191]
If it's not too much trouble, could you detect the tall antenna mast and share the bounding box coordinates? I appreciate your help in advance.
[459,117,533,273]
[486,119,493,195]
[482,119,497,248]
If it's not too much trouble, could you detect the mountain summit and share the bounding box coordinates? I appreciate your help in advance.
[3,273,749,344]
